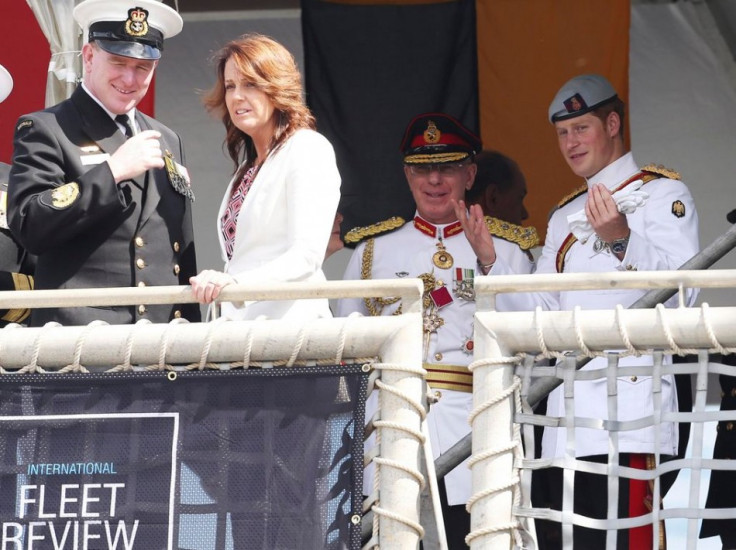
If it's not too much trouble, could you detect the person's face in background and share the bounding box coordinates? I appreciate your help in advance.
[82,42,156,115]
[325,212,344,259]
[479,164,529,226]
[223,56,276,145]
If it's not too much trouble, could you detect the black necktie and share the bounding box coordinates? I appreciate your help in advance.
[115,114,133,139]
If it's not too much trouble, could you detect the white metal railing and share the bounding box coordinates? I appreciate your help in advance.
[470,269,736,550]
[4,270,736,549]
[0,279,428,549]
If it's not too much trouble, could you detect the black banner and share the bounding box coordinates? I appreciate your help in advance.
[0,367,367,550]
[302,0,479,239]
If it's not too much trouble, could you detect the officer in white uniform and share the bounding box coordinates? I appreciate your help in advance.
[534,74,700,549]
[337,112,537,547]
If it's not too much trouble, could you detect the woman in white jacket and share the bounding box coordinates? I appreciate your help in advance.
[190,34,341,320]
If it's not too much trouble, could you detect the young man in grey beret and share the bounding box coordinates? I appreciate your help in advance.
[533,73,699,549]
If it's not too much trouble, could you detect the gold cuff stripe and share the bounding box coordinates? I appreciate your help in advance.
[1,273,34,324]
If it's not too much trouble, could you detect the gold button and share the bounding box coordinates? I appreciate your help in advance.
[138,305,146,315]
[434,353,443,361]
[727,422,734,431]
[174,310,182,319]
[136,258,145,269]
[173,241,180,252]
[173,264,180,275]
[434,390,442,400]
[731,388,736,397]
[630,375,638,382]
[134,236,144,248]
[137,281,146,287]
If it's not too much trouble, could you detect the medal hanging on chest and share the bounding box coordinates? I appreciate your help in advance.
[164,150,195,202]
[432,237,454,269]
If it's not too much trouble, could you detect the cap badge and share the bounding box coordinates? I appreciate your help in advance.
[563,93,587,114]
[671,200,686,218]
[125,7,149,38]
[423,121,441,144]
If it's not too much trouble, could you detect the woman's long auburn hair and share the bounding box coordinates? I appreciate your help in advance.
[203,33,315,177]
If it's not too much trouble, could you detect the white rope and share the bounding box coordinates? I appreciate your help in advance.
[369,361,428,546]
[113,319,152,371]
[65,320,109,373]
[197,317,226,370]
[374,377,426,420]
[534,306,552,357]
[615,304,640,356]
[27,322,62,373]
[468,377,521,425]
[700,303,728,354]
[154,318,189,371]
[334,315,349,365]
[285,324,307,367]
[242,324,255,368]
[656,303,684,355]
[572,305,592,356]
[371,457,426,489]
[465,522,520,547]
[370,504,425,539]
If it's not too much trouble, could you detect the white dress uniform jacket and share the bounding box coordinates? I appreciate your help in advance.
[216,129,340,321]
[337,214,536,505]
[535,152,700,458]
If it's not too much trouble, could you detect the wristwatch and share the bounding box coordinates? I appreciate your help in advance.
[608,235,630,255]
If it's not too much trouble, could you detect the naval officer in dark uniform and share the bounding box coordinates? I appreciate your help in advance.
[8,0,199,326]
[0,64,35,326]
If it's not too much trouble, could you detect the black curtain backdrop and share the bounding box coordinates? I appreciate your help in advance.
[302,0,478,243]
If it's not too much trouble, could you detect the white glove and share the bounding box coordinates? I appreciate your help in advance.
[567,179,649,241]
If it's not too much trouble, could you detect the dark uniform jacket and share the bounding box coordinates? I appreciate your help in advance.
[0,162,35,325]
[8,86,200,326]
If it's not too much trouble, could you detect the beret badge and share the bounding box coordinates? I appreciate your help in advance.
[563,93,587,115]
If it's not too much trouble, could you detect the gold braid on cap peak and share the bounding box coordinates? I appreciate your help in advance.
[641,163,681,180]
[404,152,470,164]
[344,216,406,245]
[484,216,539,251]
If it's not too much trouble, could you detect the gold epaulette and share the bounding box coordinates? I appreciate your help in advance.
[344,216,406,245]
[556,184,588,209]
[641,163,681,181]
[484,216,539,251]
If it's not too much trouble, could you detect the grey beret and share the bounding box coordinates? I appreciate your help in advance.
[548,73,618,123]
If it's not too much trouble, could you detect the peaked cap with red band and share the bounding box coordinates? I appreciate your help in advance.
[400,112,482,165]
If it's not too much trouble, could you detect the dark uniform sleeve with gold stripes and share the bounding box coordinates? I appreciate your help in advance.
[0,270,33,326]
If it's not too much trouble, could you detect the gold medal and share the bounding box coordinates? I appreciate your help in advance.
[432,240,454,269]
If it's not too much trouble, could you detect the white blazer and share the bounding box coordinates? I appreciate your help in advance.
[216,129,341,320]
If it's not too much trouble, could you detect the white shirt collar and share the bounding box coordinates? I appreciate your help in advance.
[81,82,137,133]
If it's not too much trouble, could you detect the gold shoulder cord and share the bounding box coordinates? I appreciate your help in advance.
[361,238,402,316]
[360,238,438,316]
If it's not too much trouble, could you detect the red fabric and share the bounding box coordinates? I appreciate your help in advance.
[0,3,48,163]
[628,453,653,549]
[221,167,256,260]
